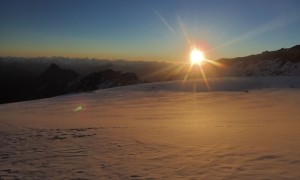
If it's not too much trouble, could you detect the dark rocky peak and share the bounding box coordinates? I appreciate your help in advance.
[123,72,139,81]
[71,69,140,92]
[94,69,121,78]
[48,63,60,70]
[35,64,80,98]
[289,45,300,51]
[41,63,78,78]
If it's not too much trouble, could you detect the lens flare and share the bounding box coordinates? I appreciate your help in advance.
[73,105,83,112]
[190,49,205,65]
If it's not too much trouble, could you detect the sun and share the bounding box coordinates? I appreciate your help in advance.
[190,49,205,65]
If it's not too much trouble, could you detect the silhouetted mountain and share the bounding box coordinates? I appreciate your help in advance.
[69,69,139,92]
[0,63,140,104]
[35,63,80,98]
[1,44,300,104]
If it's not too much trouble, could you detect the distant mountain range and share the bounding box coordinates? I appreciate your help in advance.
[0,45,299,104]
[0,63,140,104]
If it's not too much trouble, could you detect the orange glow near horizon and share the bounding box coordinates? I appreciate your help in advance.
[181,44,224,91]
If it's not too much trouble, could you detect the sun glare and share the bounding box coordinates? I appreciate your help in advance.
[190,49,205,65]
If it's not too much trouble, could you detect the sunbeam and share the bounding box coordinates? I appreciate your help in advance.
[154,10,175,35]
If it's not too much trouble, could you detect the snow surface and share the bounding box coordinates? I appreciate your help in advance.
[1,77,300,179]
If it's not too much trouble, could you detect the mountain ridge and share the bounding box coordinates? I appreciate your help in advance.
[206,45,300,77]
[0,63,140,104]
[1,44,300,104]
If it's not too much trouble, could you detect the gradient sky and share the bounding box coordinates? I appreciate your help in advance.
[1,0,300,62]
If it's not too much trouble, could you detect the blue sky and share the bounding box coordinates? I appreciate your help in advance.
[1,0,300,61]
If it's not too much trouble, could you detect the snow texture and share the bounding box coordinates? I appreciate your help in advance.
[1,77,300,179]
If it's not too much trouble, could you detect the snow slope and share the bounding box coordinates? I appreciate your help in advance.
[215,60,300,76]
[1,77,300,179]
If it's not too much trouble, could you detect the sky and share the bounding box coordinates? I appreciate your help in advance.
[1,0,300,62]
